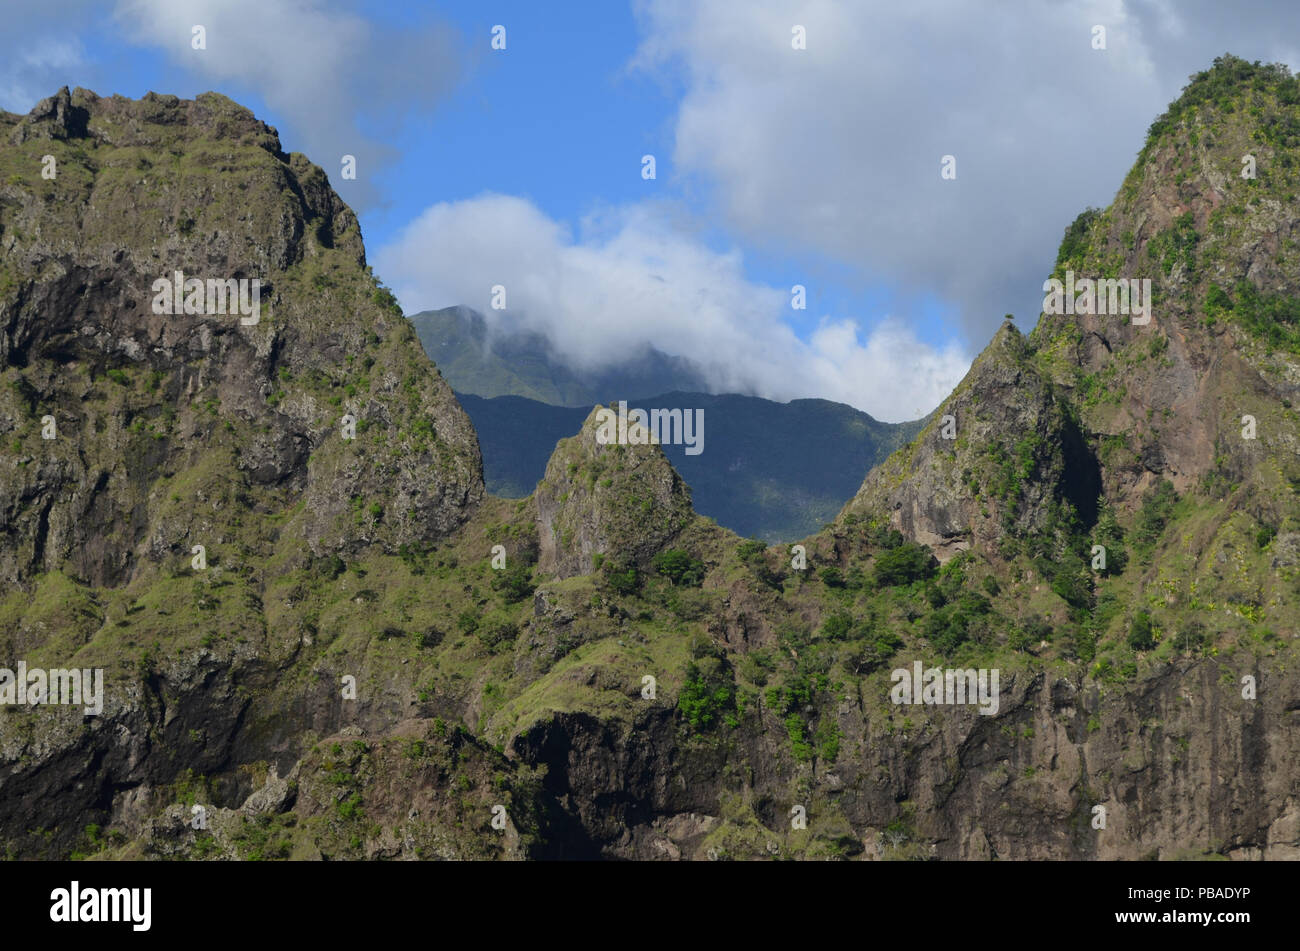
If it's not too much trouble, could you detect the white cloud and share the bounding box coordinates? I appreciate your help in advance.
[111,0,463,208]
[2,0,465,198]
[0,36,84,112]
[374,194,969,422]
[631,0,1171,343]
[0,0,99,115]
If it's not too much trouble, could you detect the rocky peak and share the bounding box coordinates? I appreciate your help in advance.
[852,57,1300,558]
[1030,55,1300,508]
[9,86,91,142]
[0,89,483,586]
[534,404,694,579]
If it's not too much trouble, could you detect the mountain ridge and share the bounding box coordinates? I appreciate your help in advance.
[458,389,924,540]
[408,305,712,406]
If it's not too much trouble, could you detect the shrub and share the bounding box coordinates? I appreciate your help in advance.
[315,554,345,580]
[776,621,812,653]
[1205,282,1232,314]
[678,657,735,730]
[1069,625,1098,662]
[818,565,845,588]
[1131,480,1178,560]
[924,581,946,608]
[1007,627,1034,653]
[371,284,402,315]
[1092,497,1129,574]
[1128,610,1156,651]
[873,542,938,587]
[1049,555,1094,612]
[491,563,536,603]
[652,549,706,587]
[868,525,905,550]
[923,593,991,654]
[1020,615,1052,644]
[603,560,640,596]
[1055,207,1101,269]
[737,649,776,686]
[844,628,903,674]
[821,611,853,641]
[785,713,813,762]
[478,618,518,650]
[664,586,709,620]
[815,718,842,763]
[1171,619,1207,653]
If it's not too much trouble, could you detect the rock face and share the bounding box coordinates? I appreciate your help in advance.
[0,88,483,588]
[844,323,1101,561]
[534,405,694,579]
[0,89,485,857]
[512,658,1300,860]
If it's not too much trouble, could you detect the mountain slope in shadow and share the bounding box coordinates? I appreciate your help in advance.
[457,390,923,541]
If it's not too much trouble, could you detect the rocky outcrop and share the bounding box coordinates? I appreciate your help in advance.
[843,323,1101,560]
[534,405,694,578]
[1029,57,1300,512]
[512,653,1300,860]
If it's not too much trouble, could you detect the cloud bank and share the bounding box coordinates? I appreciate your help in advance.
[374,194,969,422]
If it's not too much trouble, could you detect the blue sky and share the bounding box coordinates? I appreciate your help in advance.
[5,1,1300,420]
[364,1,677,241]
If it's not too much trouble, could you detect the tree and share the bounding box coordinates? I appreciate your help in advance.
[873,542,938,587]
[818,565,845,588]
[652,549,706,587]
[491,563,536,603]
[821,612,853,640]
[603,560,640,596]
[678,657,735,730]
[1128,611,1156,651]
[1132,480,1178,560]
[1093,495,1128,574]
